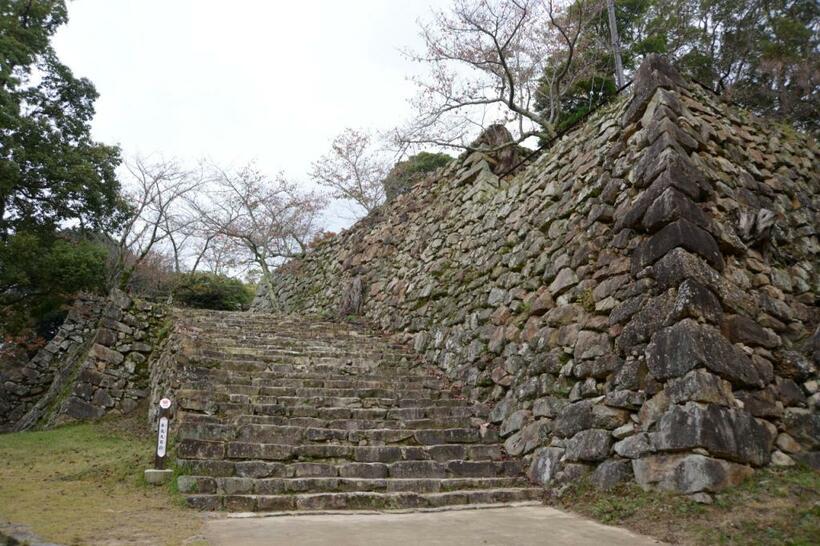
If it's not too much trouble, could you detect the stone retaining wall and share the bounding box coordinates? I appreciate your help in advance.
[253,55,818,499]
[10,290,169,430]
[0,294,105,431]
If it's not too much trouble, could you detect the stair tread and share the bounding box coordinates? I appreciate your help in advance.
[172,311,529,512]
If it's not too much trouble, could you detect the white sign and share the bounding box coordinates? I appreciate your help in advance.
[157,416,169,458]
[159,398,172,409]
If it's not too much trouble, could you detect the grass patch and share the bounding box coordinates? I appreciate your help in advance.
[551,465,820,545]
[0,413,204,545]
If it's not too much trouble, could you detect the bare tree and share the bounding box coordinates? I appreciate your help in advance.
[310,128,389,215]
[191,163,325,294]
[110,157,203,290]
[398,0,604,151]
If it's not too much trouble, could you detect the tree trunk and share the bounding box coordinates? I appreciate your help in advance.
[606,0,625,88]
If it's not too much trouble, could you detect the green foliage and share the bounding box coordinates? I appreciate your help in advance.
[536,0,819,135]
[0,0,126,235]
[578,288,596,313]
[172,272,255,311]
[0,231,108,336]
[383,151,452,202]
[0,1,127,338]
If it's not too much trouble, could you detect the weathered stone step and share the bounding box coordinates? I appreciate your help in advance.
[172,310,529,513]
[179,397,475,415]
[180,377,449,391]
[193,347,414,361]
[176,412,480,430]
[231,414,480,430]
[177,442,508,465]
[184,487,543,511]
[178,456,515,479]
[182,364,426,379]
[178,403,485,422]
[180,368,445,384]
[194,358,417,370]
[179,476,528,496]
[178,423,498,446]
[177,386,449,401]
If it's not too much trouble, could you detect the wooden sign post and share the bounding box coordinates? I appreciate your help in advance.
[155,398,172,470]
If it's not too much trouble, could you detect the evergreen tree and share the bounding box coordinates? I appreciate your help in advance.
[0,0,126,336]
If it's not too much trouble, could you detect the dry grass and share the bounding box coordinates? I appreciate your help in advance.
[550,465,820,545]
[0,413,206,546]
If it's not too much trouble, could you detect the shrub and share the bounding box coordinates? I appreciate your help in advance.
[383,151,452,202]
[172,273,254,311]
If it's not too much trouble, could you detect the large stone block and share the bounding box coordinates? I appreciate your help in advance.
[666,369,735,406]
[652,249,756,316]
[641,187,708,232]
[90,343,125,366]
[633,219,724,272]
[721,315,780,349]
[565,429,612,462]
[653,402,773,466]
[622,54,687,125]
[666,279,722,325]
[616,155,705,230]
[574,331,610,360]
[645,319,762,387]
[553,400,593,438]
[64,397,105,420]
[784,408,820,450]
[527,447,565,486]
[590,459,634,491]
[633,454,753,494]
[614,432,655,459]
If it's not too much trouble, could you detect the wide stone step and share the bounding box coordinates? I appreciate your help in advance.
[180,404,485,422]
[180,368,446,384]
[231,414,479,430]
[179,476,529,495]
[178,391,466,407]
[177,442,509,465]
[181,364,427,380]
[194,350,414,364]
[190,360,419,374]
[178,398,475,416]
[177,386,449,400]
[180,377,449,392]
[185,487,543,511]
[178,423,498,445]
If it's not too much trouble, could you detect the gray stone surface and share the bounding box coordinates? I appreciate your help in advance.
[645,319,762,387]
[653,403,774,466]
[204,505,663,546]
[633,454,753,494]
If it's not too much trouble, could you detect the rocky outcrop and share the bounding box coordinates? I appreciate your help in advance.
[254,55,818,498]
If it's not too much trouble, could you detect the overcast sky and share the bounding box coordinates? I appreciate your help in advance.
[53,0,450,230]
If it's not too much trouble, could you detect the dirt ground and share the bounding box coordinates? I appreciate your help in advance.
[0,412,207,546]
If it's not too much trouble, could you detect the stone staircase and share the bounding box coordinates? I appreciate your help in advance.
[172,310,542,511]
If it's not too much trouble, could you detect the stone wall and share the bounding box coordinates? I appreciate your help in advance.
[11,290,169,430]
[0,294,105,431]
[254,56,818,499]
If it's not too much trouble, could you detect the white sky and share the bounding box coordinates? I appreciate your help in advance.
[53,0,451,231]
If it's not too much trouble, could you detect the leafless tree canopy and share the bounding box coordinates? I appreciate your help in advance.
[398,0,605,151]
[110,156,203,289]
[310,128,389,214]
[191,164,326,291]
